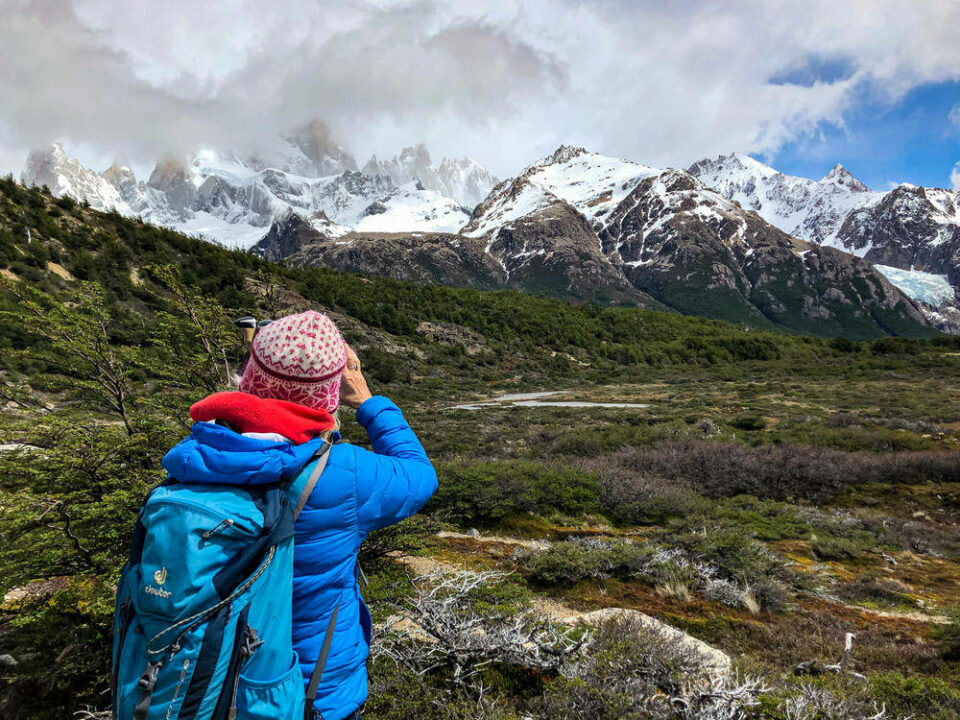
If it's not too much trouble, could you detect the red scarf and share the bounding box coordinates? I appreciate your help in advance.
[190,392,335,445]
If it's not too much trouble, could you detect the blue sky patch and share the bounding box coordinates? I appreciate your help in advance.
[767,79,960,189]
[768,55,857,87]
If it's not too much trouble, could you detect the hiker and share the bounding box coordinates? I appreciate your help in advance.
[113,310,437,720]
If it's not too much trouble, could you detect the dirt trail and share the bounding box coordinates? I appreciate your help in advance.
[435,530,551,550]
[831,601,951,625]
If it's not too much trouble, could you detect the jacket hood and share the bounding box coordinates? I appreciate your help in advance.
[162,421,327,485]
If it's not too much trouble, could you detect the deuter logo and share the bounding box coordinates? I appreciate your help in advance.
[146,566,172,598]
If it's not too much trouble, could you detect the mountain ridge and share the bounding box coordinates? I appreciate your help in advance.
[17,136,952,337]
[256,148,933,339]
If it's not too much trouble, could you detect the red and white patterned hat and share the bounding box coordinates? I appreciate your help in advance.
[239,310,347,413]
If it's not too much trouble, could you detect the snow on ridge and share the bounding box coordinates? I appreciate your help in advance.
[874,265,956,307]
[353,183,470,234]
[531,151,659,223]
[689,152,886,247]
[462,179,555,238]
[361,143,497,207]
[463,146,664,241]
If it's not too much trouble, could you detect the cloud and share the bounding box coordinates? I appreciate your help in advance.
[2,0,960,177]
[952,162,960,190]
[950,103,960,130]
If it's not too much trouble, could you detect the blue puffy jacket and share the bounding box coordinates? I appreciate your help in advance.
[162,395,438,720]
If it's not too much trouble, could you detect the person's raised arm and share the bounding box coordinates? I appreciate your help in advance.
[340,346,438,534]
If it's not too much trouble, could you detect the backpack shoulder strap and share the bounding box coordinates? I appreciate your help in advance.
[294,442,331,521]
[303,599,340,720]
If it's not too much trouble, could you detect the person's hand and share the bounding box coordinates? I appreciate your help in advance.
[340,344,373,410]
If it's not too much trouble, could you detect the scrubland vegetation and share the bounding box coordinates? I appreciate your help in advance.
[1,180,959,718]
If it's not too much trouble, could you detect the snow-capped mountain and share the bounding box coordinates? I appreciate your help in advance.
[259,145,932,339]
[361,143,497,207]
[20,128,488,249]
[688,153,960,330]
[22,142,129,212]
[688,153,884,247]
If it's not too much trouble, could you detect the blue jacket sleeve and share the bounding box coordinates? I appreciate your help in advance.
[354,396,438,534]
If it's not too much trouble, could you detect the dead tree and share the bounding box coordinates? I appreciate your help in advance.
[373,569,584,689]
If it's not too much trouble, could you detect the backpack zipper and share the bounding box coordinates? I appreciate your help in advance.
[226,626,262,720]
[111,594,135,712]
[147,497,260,537]
[201,518,254,540]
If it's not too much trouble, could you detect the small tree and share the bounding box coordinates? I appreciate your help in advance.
[145,264,241,393]
[1,278,137,434]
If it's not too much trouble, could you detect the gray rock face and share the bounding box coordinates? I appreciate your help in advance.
[147,159,196,220]
[252,212,334,262]
[591,169,929,336]
[838,185,960,285]
[257,191,654,307]
[482,190,645,303]
[287,230,508,290]
[286,119,359,176]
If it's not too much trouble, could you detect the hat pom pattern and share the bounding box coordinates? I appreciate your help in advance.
[239,310,347,412]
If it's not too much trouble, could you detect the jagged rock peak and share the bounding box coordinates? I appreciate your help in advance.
[287,119,358,175]
[688,152,779,178]
[147,157,190,187]
[543,145,589,165]
[399,143,432,166]
[102,162,135,182]
[360,143,496,207]
[361,154,381,176]
[21,141,128,210]
[820,163,868,192]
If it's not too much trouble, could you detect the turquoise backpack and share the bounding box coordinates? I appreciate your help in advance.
[112,443,334,720]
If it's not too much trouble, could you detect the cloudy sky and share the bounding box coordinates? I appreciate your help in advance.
[1,0,959,189]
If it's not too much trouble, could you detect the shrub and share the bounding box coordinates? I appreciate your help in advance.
[731,414,767,431]
[55,195,76,211]
[360,515,442,567]
[869,672,960,720]
[811,535,866,561]
[363,346,401,383]
[829,336,859,353]
[934,609,960,662]
[672,529,796,610]
[428,461,601,526]
[748,578,792,613]
[526,541,686,588]
[538,616,763,719]
[871,337,921,355]
[528,543,607,585]
[602,442,960,503]
[580,459,704,525]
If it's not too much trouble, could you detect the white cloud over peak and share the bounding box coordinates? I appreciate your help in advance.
[1,0,960,177]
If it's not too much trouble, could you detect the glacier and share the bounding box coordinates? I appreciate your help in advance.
[874,265,956,307]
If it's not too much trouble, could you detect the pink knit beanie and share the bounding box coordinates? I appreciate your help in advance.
[239,310,347,413]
